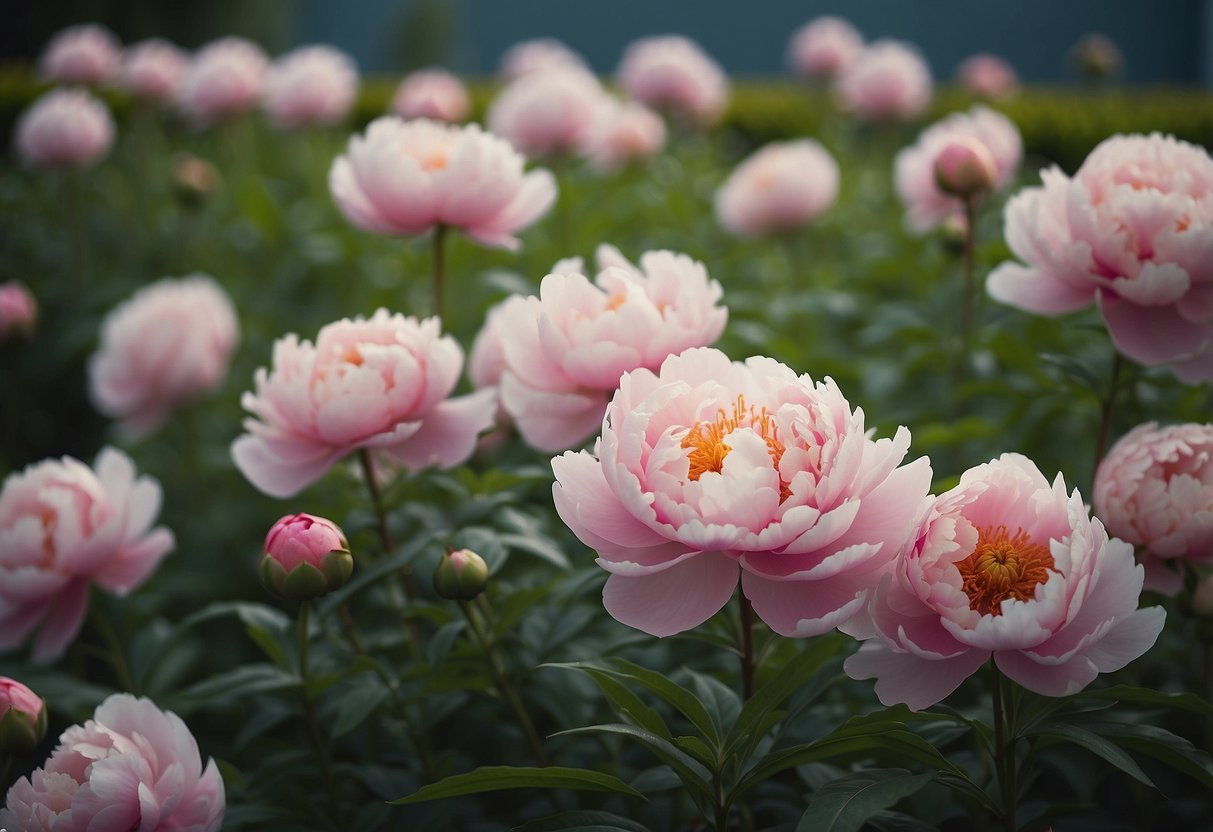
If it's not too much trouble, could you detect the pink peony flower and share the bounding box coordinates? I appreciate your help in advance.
[488,67,609,159]
[469,298,509,393]
[119,38,187,104]
[176,37,268,125]
[0,677,47,754]
[986,133,1213,382]
[499,38,587,81]
[391,68,470,123]
[15,88,114,170]
[231,310,495,498]
[787,16,864,80]
[39,23,120,86]
[1,693,224,831]
[836,40,933,122]
[895,106,1022,232]
[715,139,840,237]
[89,275,239,440]
[845,454,1165,711]
[617,35,729,127]
[499,246,727,452]
[329,117,557,251]
[260,513,352,600]
[0,281,37,340]
[957,53,1019,100]
[262,44,358,129]
[1094,422,1213,593]
[552,347,931,638]
[583,98,666,172]
[0,448,174,661]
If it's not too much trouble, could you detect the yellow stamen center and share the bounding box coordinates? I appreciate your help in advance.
[419,150,448,171]
[955,525,1055,616]
[681,395,790,500]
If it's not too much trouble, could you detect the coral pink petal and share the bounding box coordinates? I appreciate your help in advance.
[987,263,1094,315]
[383,388,496,470]
[844,641,989,711]
[602,551,737,637]
[230,434,345,498]
[741,570,873,637]
[31,578,90,662]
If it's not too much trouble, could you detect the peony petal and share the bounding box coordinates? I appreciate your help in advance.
[383,388,496,471]
[230,434,346,498]
[987,263,1093,315]
[31,578,90,662]
[602,551,738,636]
[844,641,988,711]
[741,569,873,637]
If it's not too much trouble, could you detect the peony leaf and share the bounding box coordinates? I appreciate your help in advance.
[1065,685,1213,715]
[796,768,936,832]
[511,811,652,832]
[1026,721,1154,787]
[390,765,644,805]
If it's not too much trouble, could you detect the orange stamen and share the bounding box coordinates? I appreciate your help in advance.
[681,395,790,500]
[955,525,1055,616]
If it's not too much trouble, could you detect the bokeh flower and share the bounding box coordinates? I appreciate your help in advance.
[787,16,863,80]
[836,40,933,122]
[0,281,37,341]
[262,44,358,129]
[39,23,120,86]
[499,38,587,81]
[583,98,666,172]
[957,53,1019,100]
[119,38,187,104]
[617,35,729,126]
[488,67,609,159]
[391,68,470,123]
[715,139,840,237]
[15,88,114,170]
[177,37,268,125]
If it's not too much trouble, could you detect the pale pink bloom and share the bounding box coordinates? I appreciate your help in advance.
[553,347,931,638]
[176,37,268,125]
[391,68,469,123]
[787,16,863,80]
[894,105,1022,232]
[957,54,1019,100]
[715,139,840,237]
[39,23,120,86]
[500,247,727,452]
[231,310,495,498]
[583,98,666,172]
[488,67,609,158]
[469,298,509,392]
[1,693,224,831]
[987,133,1213,382]
[617,35,729,127]
[0,448,173,661]
[836,40,933,122]
[119,38,187,104]
[845,454,1165,711]
[88,275,239,440]
[263,44,358,129]
[15,88,114,170]
[499,38,587,81]
[0,281,37,340]
[329,117,557,251]
[1094,422,1213,593]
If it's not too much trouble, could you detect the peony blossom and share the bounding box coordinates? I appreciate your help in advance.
[499,38,587,81]
[329,117,557,251]
[715,139,840,237]
[836,40,933,122]
[1094,422,1213,593]
[119,38,187,104]
[391,68,469,123]
[583,98,666,172]
[262,44,358,129]
[15,88,114,170]
[957,53,1019,100]
[177,37,268,125]
[552,347,931,638]
[39,23,120,86]
[617,35,729,127]
[1,693,224,831]
[488,67,609,159]
[987,133,1213,382]
[845,454,1165,711]
[787,16,864,80]
[88,274,239,440]
[895,105,1022,232]
[0,448,174,661]
[0,281,37,340]
[232,310,495,498]
[499,246,727,452]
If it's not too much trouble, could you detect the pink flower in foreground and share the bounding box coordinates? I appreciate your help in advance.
[1,693,224,831]
[0,677,47,754]
[987,133,1213,382]
[0,448,173,661]
[177,37,268,125]
[499,38,587,81]
[836,40,933,122]
[263,44,358,129]
[715,139,840,237]
[894,105,1022,232]
[845,454,1165,710]
[88,275,239,440]
[552,347,931,638]
[232,310,495,498]
[391,68,469,123]
[957,54,1019,100]
[39,23,120,86]
[617,35,729,127]
[0,281,37,341]
[488,67,609,159]
[1094,422,1213,593]
[329,117,557,251]
[15,88,114,170]
[499,247,727,452]
[787,16,864,80]
[583,98,666,172]
[119,38,187,104]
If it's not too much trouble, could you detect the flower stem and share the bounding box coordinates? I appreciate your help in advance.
[957,195,979,380]
[990,662,1017,832]
[1093,352,1124,485]
[432,223,447,320]
[89,600,135,693]
[298,601,341,825]
[739,594,755,701]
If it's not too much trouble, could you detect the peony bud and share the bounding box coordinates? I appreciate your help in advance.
[0,677,48,754]
[172,153,222,208]
[0,281,37,341]
[933,135,998,198]
[433,548,489,601]
[259,513,353,601]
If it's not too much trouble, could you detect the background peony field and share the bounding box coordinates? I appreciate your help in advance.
[1,8,1212,832]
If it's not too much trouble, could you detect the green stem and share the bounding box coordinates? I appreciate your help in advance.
[739,594,755,701]
[990,663,1017,832]
[298,602,341,825]
[89,601,134,692]
[432,224,447,320]
[1,753,13,790]
[1093,353,1124,484]
[957,195,978,379]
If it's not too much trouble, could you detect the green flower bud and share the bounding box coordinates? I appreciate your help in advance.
[434,548,489,601]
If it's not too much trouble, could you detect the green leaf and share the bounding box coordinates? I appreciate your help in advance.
[330,672,390,737]
[390,766,644,805]
[511,811,652,832]
[176,663,298,705]
[1026,722,1154,787]
[797,769,936,832]
[1081,721,1213,788]
[499,532,571,569]
[552,724,712,800]
[684,669,741,741]
[561,666,671,739]
[1066,685,1213,715]
[426,620,467,666]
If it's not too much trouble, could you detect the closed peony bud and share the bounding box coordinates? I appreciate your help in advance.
[260,514,353,601]
[172,153,222,207]
[0,281,37,341]
[0,677,48,754]
[933,135,998,198]
[434,548,489,601]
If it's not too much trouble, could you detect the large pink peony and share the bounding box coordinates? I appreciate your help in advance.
[176,37,268,125]
[583,98,666,172]
[552,347,931,638]
[39,23,120,86]
[715,139,840,237]
[231,310,495,498]
[262,44,358,129]
[957,53,1019,101]
[499,247,727,452]
[329,117,557,251]
[488,67,609,159]
[787,16,864,80]
[617,35,729,127]
[15,88,114,170]
[499,38,588,81]
[987,133,1213,382]
[1094,422,1213,593]
[2,693,224,831]
[894,105,1022,232]
[0,448,174,661]
[836,40,933,122]
[845,454,1165,711]
[119,38,187,104]
[391,68,470,123]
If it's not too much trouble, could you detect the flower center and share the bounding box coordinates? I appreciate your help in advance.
[955,525,1055,616]
[681,394,789,498]
[418,149,448,171]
